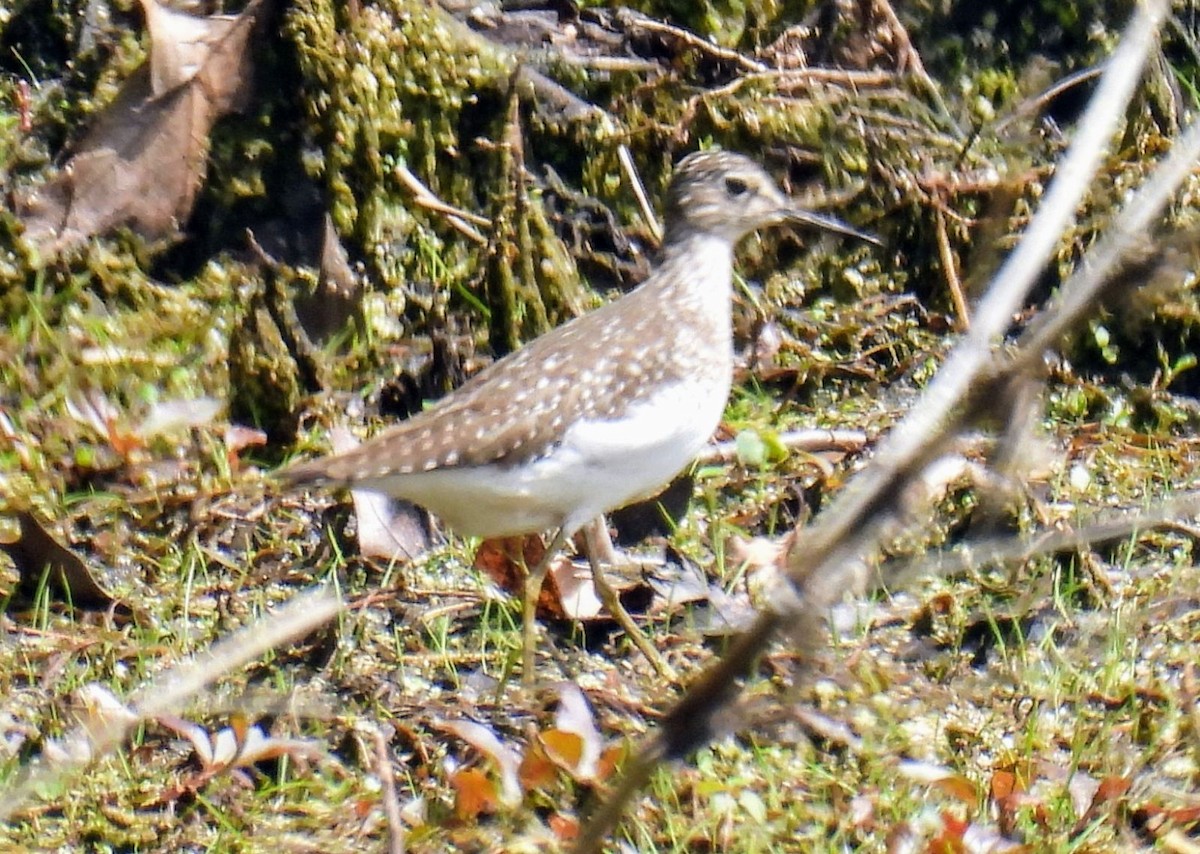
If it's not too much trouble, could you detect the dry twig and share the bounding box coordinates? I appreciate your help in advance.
[393,161,490,245]
[617,143,662,243]
[373,726,406,854]
[934,207,970,331]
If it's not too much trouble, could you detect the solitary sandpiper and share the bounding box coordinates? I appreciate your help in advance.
[279,150,869,679]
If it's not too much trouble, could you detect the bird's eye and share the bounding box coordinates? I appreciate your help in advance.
[724,176,750,197]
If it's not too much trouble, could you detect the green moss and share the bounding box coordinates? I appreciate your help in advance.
[285,0,598,344]
[226,261,333,445]
[287,0,510,260]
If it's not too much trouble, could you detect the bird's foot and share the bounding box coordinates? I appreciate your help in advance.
[590,558,678,683]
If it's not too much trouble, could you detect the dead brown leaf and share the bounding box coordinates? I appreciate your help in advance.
[517,742,558,792]
[896,760,977,806]
[148,712,324,805]
[474,535,562,613]
[349,489,430,564]
[16,0,265,256]
[328,428,432,562]
[1071,773,1131,835]
[0,511,120,610]
[546,557,604,620]
[66,389,143,458]
[540,729,584,774]
[301,214,361,341]
[547,683,604,782]
[475,537,650,623]
[1135,802,1200,845]
[519,685,621,791]
[548,812,580,842]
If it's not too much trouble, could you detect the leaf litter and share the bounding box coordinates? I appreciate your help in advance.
[4,0,1200,850]
[14,0,266,256]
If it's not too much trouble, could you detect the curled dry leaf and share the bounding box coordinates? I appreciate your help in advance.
[0,511,120,610]
[521,684,624,790]
[436,718,523,808]
[158,713,323,772]
[991,768,1048,838]
[926,813,1028,853]
[1135,803,1200,845]
[327,428,432,561]
[69,388,226,463]
[546,557,604,620]
[474,535,560,614]
[896,759,978,806]
[1070,773,1131,835]
[549,684,603,782]
[478,527,658,623]
[291,214,362,342]
[42,684,138,767]
[548,812,580,841]
[134,396,223,441]
[66,389,142,457]
[15,0,265,256]
[223,424,268,471]
[141,0,240,95]
[350,487,431,563]
[517,742,558,793]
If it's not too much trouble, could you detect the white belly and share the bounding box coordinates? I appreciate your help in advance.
[369,376,729,538]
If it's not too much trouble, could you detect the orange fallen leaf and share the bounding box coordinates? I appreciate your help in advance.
[548,812,580,842]
[518,742,558,792]
[541,729,584,771]
[449,767,498,820]
[437,719,522,806]
[990,769,1017,801]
